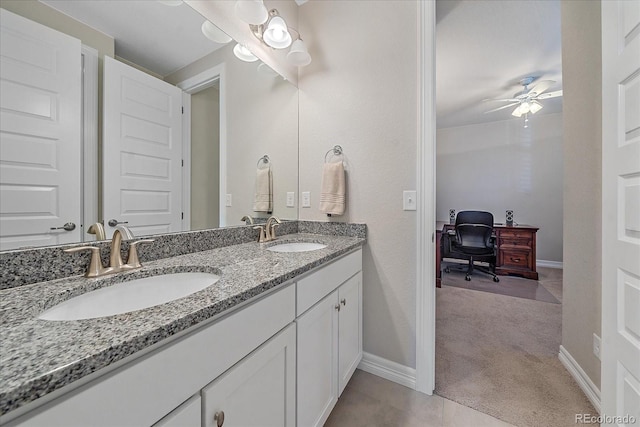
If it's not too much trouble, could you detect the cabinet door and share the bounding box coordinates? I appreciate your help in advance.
[338,272,362,396]
[202,324,296,427]
[153,395,200,427]
[296,291,339,427]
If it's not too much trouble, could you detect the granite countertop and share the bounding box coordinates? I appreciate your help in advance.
[0,233,364,416]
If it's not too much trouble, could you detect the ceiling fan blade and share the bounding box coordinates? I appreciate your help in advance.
[536,90,563,99]
[527,80,554,96]
[484,102,520,114]
[482,98,519,103]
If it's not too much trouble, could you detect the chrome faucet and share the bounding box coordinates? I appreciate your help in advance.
[64,225,154,277]
[241,215,255,225]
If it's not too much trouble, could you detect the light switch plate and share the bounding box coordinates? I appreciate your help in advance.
[225,194,232,207]
[286,192,295,207]
[403,190,417,211]
[302,191,311,208]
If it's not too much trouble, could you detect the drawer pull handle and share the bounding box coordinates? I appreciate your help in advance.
[214,411,225,427]
[510,257,521,262]
[341,298,347,306]
[335,304,341,312]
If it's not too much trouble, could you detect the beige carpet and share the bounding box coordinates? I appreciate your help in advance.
[435,269,596,427]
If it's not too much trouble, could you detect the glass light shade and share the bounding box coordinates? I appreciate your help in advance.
[234,0,268,25]
[519,101,531,114]
[263,16,292,49]
[287,39,311,66]
[529,100,543,114]
[233,43,258,62]
[201,21,232,44]
[511,105,523,117]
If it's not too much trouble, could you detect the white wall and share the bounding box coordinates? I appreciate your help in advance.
[561,0,601,389]
[298,0,419,368]
[437,113,564,262]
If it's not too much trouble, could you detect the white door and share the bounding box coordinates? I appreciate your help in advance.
[296,291,339,427]
[103,56,182,238]
[601,1,640,424]
[202,324,296,427]
[0,10,82,250]
[338,272,363,396]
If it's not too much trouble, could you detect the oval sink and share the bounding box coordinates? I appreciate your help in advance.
[267,242,327,253]
[39,272,220,321]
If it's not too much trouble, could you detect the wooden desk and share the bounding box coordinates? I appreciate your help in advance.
[436,222,539,287]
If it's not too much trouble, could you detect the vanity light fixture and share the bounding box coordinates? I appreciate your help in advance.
[201,21,232,44]
[233,43,259,62]
[234,1,312,67]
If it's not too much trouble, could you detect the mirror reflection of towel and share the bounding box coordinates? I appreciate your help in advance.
[253,167,272,213]
[319,162,345,215]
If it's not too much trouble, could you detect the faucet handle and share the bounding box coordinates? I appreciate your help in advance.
[253,225,267,243]
[269,222,281,241]
[126,239,155,268]
[64,246,106,278]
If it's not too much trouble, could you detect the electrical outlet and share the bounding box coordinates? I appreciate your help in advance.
[225,194,232,207]
[286,192,295,207]
[403,190,417,211]
[593,333,601,360]
[302,191,311,208]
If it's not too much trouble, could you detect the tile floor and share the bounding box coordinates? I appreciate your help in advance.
[325,369,515,427]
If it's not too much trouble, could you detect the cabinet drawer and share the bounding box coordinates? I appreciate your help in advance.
[499,249,532,269]
[499,236,532,248]
[297,249,362,316]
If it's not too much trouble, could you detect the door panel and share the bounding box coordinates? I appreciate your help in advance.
[0,9,81,249]
[601,0,640,423]
[103,56,182,238]
[338,272,363,396]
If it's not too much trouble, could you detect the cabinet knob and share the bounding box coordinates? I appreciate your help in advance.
[341,298,347,306]
[214,411,225,427]
[335,304,341,312]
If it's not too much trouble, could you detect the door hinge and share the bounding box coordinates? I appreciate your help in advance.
[182,212,184,220]
[181,159,184,167]
[181,106,184,114]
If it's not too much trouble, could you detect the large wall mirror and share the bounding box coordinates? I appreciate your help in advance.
[0,0,299,251]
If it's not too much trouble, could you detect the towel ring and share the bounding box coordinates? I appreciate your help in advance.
[324,145,343,163]
[257,155,270,168]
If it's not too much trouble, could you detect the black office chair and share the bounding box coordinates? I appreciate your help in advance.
[444,210,499,282]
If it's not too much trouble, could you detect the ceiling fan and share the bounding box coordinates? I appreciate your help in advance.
[483,77,563,126]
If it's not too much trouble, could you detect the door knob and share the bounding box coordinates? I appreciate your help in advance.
[341,298,347,306]
[50,222,76,231]
[214,411,225,427]
[107,219,129,227]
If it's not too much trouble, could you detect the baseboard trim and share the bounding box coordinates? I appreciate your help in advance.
[537,260,563,269]
[357,352,417,390]
[558,345,601,413]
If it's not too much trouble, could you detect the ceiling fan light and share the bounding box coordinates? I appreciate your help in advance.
[235,0,268,25]
[201,21,232,44]
[233,43,258,62]
[520,101,531,114]
[263,16,292,49]
[511,105,523,117]
[287,39,311,66]
[529,100,543,114]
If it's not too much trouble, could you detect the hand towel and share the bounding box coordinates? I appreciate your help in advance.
[253,167,272,213]
[319,161,345,215]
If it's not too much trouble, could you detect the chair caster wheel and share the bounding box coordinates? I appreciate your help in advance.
[493,277,500,282]
[465,275,471,281]
[444,267,450,274]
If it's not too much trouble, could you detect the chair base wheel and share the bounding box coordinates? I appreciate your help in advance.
[493,276,500,282]
[465,275,471,281]
[444,267,450,274]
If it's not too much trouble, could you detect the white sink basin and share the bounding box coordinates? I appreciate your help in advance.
[39,272,220,321]
[267,242,327,253]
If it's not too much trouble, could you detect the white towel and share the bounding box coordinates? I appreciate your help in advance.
[253,167,272,213]
[319,161,345,215]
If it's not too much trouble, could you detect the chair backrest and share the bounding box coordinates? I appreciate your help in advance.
[454,211,494,250]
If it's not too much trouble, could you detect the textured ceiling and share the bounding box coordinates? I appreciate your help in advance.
[41,0,228,77]
[436,0,562,129]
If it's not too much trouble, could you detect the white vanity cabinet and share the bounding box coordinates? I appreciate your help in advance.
[153,395,201,427]
[202,324,296,427]
[296,249,363,427]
